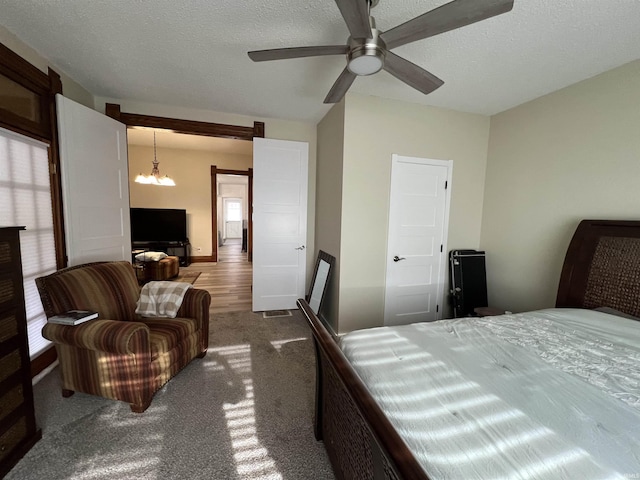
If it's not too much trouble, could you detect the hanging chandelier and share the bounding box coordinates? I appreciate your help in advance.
[134,131,176,186]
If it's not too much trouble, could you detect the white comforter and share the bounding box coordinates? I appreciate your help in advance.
[340,309,640,480]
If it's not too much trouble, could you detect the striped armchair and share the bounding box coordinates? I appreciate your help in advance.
[36,261,211,413]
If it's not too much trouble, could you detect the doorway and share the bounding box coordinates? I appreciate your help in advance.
[212,169,253,263]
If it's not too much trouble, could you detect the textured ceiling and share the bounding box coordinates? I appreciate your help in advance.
[1,1,639,123]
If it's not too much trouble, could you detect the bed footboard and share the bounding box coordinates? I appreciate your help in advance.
[298,299,430,480]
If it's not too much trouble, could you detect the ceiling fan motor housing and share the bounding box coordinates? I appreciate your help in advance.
[347,27,386,76]
[247,0,515,102]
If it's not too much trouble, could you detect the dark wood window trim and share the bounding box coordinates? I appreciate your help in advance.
[0,41,66,377]
[46,68,67,272]
[106,102,263,262]
[211,167,253,263]
[30,345,58,378]
[0,43,55,141]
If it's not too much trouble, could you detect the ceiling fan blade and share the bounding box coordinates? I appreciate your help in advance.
[248,45,348,62]
[383,52,444,95]
[334,0,372,39]
[324,68,357,104]
[381,0,514,50]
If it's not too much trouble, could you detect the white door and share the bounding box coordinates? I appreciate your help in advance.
[252,138,308,311]
[56,95,131,265]
[226,221,242,239]
[384,155,452,325]
[224,198,242,239]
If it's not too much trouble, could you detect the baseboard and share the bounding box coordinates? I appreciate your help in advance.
[30,345,57,378]
[190,255,215,263]
[33,360,58,385]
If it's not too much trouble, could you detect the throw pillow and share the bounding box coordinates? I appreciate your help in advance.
[135,251,168,262]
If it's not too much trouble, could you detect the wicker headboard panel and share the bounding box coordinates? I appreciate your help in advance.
[556,220,640,317]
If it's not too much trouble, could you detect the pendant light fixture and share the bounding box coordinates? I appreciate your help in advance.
[134,131,176,186]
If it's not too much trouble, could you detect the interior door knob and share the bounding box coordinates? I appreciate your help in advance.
[295,245,306,250]
[393,255,406,262]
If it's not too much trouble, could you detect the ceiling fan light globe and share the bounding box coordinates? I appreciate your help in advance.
[347,50,384,75]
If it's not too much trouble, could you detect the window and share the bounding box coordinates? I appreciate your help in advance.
[0,43,59,142]
[226,199,242,222]
[0,73,41,123]
[1,41,65,372]
[0,127,57,358]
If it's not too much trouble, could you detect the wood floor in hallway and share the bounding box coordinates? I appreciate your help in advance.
[180,239,252,313]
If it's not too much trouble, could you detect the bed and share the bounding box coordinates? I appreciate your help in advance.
[298,219,640,480]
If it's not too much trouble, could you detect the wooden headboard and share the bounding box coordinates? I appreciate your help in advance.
[556,219,640,317]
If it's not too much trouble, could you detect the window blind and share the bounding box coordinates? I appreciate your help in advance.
[0,127,57,358]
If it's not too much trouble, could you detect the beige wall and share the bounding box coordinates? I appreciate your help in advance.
[1,26,94,109]
[481,60,640,313]
[315,101,345,331]
[129,144,252,256]
[98,97,318,277]
[335,94,491,332]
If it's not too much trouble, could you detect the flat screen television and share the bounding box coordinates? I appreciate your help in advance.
[130,208,187,243]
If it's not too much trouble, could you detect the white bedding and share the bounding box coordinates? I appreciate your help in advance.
[339,308,640,480]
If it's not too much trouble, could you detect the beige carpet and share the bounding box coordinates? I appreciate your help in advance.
[7,310,334,480]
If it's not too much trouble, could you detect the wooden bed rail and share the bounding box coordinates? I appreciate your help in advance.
[298,298,430,480]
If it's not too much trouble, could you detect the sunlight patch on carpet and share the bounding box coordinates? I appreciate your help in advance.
[262,310,292,319]
[214,343,284,480]
[270,337,308,353]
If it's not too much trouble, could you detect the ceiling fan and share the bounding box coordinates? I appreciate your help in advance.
[248,0,514,104]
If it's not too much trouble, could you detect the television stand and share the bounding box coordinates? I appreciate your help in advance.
[132,240,191,266]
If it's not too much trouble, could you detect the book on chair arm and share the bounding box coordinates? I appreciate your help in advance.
[48,309,98,325]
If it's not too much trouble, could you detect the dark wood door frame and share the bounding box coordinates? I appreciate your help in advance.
[105,103,264,263]
[211,167,253,263]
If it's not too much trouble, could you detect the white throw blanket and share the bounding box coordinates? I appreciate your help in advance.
[135,281,192,318]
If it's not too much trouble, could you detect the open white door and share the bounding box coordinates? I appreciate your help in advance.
[252,138,308,311]
[56,95,131,265]
[384,155,452,325]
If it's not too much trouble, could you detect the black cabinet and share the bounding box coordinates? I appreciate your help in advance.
[449,250,488,317]
[0,227,41,477]
[132,241,191,266]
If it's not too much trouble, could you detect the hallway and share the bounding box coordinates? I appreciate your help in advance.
[218,238,246,263]
[180,240,252,313]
